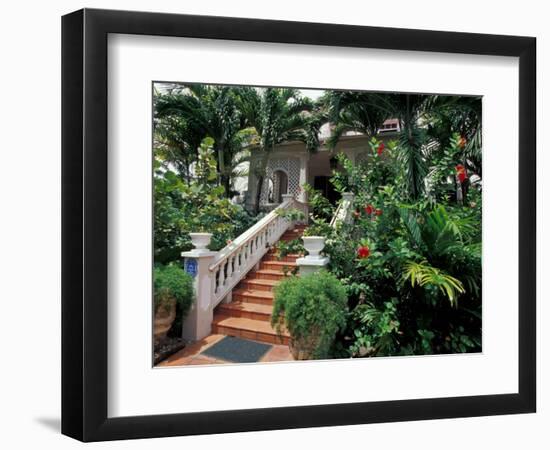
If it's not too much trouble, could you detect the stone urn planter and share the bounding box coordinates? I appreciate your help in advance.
[153,298,176,344]
[189,232,213,252]
[302,236,326,260]
[289,327,323,360]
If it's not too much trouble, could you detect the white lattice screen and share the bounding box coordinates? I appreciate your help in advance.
[260,158,300,204]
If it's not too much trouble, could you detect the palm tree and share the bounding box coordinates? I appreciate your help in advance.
[155,84,252,197]
[237,87,322,213]
[424,95,482,179]
[324,91,390,148]
[153,107,204,182]
[326,91,429,200]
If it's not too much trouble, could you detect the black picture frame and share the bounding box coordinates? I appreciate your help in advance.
[62,8,536,442]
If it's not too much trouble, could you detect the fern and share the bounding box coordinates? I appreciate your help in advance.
[403,260,465,306]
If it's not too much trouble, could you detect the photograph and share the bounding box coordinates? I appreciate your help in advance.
[152,82,483,367]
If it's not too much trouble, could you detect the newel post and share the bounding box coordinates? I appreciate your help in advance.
[297,236,330,276]
[181,233,216,341]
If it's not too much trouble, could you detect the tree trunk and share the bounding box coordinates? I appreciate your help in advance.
[216,144,231,197]
[253,150,270,215]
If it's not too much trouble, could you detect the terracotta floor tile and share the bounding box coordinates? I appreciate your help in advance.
[157,334,225,366]
[260,344,294,362]
[186,355,223,365]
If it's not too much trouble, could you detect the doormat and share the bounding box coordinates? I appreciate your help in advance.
[202,336,272,363]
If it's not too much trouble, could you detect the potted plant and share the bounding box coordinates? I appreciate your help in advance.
[271,271,348,359]
[153,263,194,344]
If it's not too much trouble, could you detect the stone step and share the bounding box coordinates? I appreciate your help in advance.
[260,260,298,272]
[238,278,279,292]
[279,236,303,242]
[264,255,301,263]
[249,268,289,281]
[212,314,289,345]
[216,301,273,321]
[233,288,274,305]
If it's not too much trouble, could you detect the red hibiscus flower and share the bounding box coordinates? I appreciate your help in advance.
[365,204,374,215]
[357,246,370,259]
[377,142,385,155]
[455,164,467,183]
[375,208,383,216]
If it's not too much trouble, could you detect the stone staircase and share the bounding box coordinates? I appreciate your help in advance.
[212,224,306,346]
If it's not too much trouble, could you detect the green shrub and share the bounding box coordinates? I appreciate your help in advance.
[272,271,348,359]
[273,238,304,260]
[153,263,194,318]
[153,166,258,264]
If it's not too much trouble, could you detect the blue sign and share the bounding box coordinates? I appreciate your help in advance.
[184,258,198,278]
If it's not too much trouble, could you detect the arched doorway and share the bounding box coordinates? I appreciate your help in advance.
[273,170,288,204]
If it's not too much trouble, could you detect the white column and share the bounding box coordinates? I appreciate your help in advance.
[298,154,309,203]
[180,248,217,341]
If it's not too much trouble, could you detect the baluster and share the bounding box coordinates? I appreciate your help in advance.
[214,267,220,294]
[218,260,226,292]
[227,255,233,283]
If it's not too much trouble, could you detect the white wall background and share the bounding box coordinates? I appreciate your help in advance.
[0,0,547,448]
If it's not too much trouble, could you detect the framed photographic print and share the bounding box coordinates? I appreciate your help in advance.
[61,8,536,442]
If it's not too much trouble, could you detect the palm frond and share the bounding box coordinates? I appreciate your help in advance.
[403,260,465,306]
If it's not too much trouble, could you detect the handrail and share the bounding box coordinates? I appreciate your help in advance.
[210,200,289,271]
[208,196,304,307]
[330,192,355,228]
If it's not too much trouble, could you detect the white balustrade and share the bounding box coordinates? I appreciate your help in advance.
[181,195,308,341]
[208,196,305,308]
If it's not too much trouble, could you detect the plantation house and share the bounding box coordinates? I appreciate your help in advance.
[243,119,400,211]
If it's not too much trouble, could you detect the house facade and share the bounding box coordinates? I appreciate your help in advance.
[244,119,400,211]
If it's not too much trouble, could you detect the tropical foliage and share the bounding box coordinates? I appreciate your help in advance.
[153,82,482,357]
[154,137,257,264]
[317,133,482,357]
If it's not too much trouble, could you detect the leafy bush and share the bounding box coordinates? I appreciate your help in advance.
[302,184,334,221]
[272,271,348,359]
[154,160,257,264]
[154,263,194,315]
[273,238,304,259]
[275,207,306,222]
[322,140,481,357]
